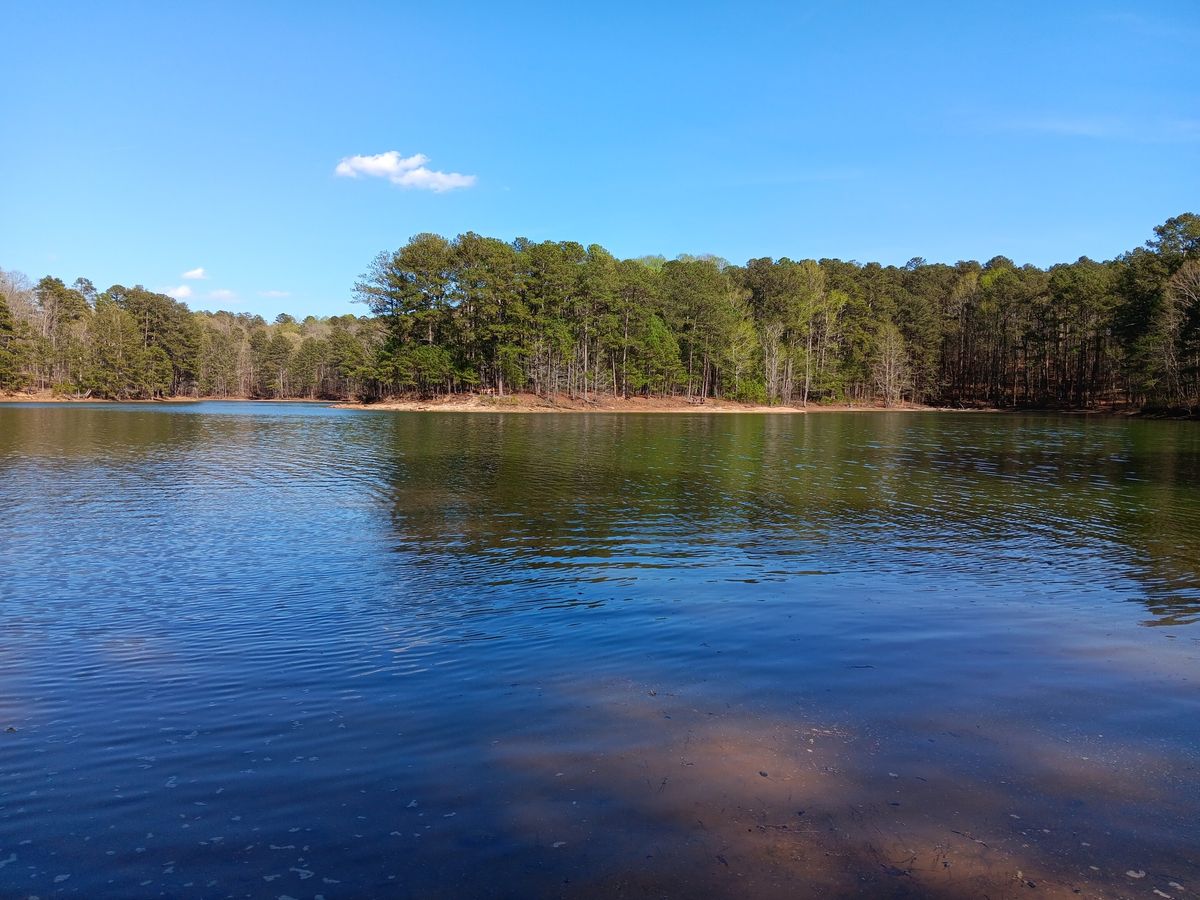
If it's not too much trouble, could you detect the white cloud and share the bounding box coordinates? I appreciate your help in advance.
[167,285,193,300]
[334,150,476,192]
[182,267,207,280]
[258,289,290,298]
[209,288,236,302]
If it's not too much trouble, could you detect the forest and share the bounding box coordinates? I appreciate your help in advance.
[1,214,1197,410]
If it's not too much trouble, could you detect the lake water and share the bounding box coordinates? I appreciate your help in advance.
[0,402,1198,898]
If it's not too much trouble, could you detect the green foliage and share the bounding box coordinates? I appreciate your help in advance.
[0,292,29,390]
[342,212,1200,408]
[732,379,767,405]
[1147,213,1200,265]
[256,332,294,398]
[377,343,455,394]
[80,298,168,399]
[289,337,329,398]
[5,212,1197,408]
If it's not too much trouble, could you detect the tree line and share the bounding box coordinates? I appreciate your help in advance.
[0,276,382,401]
[1,213,1197,409]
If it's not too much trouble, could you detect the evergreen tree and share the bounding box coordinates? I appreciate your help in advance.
[0,292,28,390]
[4,212,1197,409]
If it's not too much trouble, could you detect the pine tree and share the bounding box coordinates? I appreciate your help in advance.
[0,293,28,390]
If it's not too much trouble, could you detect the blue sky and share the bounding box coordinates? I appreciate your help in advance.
[2,1,1197,318]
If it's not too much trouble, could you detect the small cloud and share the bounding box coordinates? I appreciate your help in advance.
[258,289,290,298]
[182,267,207,280]
[334,150,476,192]
[209,288,236,302]
[167,285,193,300]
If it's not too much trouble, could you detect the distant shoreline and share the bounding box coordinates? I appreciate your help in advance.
[332,394,954,414]
[0,390,978,414]
[4,390,1180,417]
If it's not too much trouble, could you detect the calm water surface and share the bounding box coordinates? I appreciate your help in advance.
[0,403,1198,898]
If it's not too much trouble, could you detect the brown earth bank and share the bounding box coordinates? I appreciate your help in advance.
[334,393,960,414]
[0,389,950,413]
[0,390,202,403]
[8,388,1193,417]
[0,391,313,404]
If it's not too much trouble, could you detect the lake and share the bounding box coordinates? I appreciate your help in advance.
[0,402,1197,898]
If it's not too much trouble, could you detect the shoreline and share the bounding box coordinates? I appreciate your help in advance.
[5,390,1179,417]
[0,390,965,414]
[332,394,951,414]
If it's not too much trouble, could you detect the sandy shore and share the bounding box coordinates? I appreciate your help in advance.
[333,393,948,414]
[0,392,203,404]
[0,389,973,414]
[0,393,312,405]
